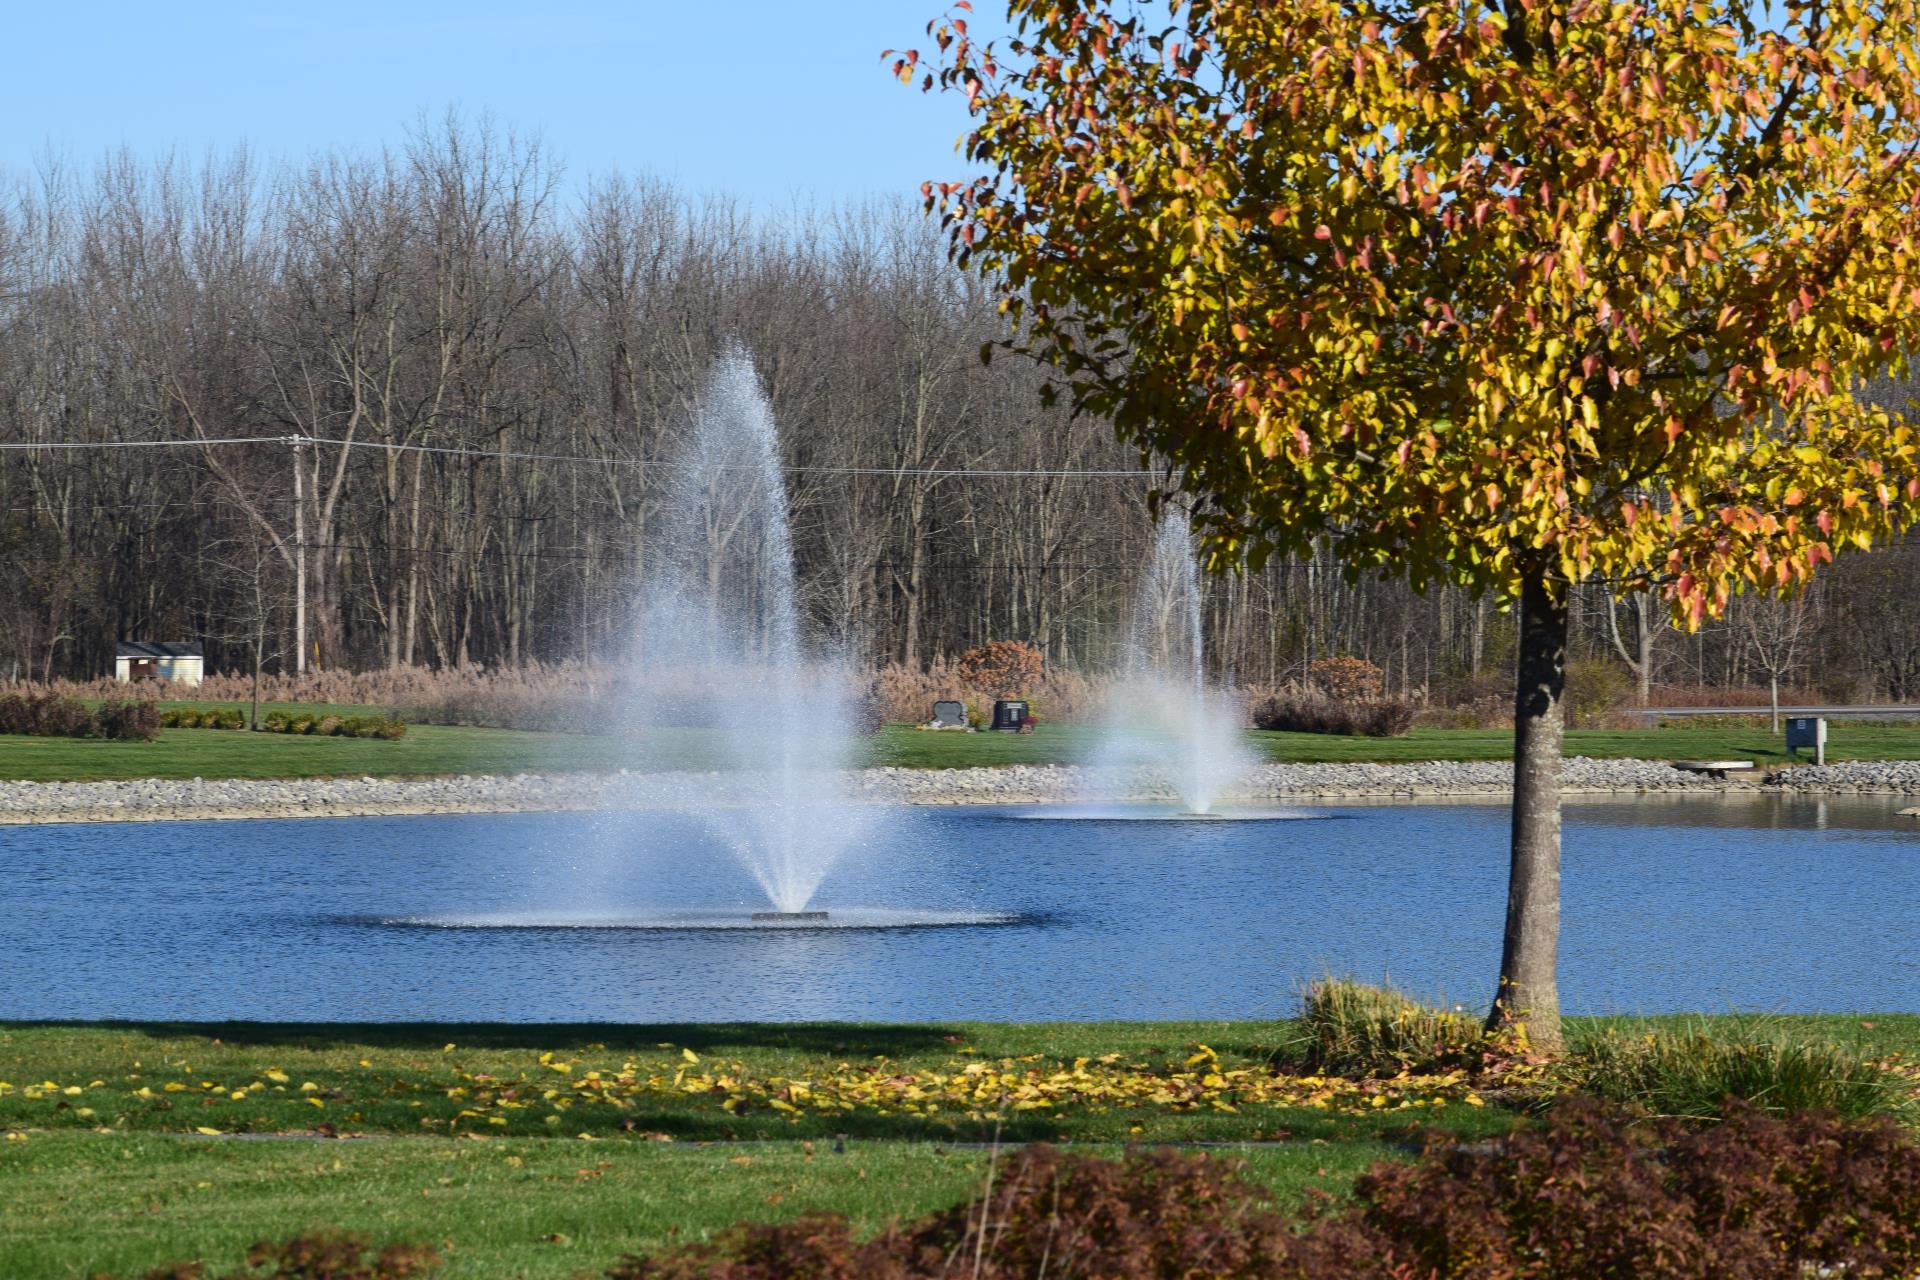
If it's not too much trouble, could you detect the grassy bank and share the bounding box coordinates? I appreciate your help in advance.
[0,1132,1387,1280]
[0,1017,1911,1278]
[0,710,1917,782]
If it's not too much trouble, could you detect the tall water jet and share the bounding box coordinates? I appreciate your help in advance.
[1090,515,1253,814]
[622,348,869,915]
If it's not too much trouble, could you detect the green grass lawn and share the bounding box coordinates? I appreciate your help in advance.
[1,704,1916,782]
[0,1133,1387,1280]
[1,1016,1911,1278]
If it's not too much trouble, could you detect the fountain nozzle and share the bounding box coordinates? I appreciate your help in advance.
[751,911,830,923]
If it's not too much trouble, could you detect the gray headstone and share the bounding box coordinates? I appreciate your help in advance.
[931,700,967,728]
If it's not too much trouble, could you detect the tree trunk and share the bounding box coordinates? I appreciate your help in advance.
[1488,569,1567,1055]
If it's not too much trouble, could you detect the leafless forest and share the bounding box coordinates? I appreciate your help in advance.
[2,122,1917,704]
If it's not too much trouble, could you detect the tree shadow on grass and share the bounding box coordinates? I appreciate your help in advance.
[2,1020,967,1059]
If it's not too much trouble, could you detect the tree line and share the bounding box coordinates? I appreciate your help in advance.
[0,120,1915,702]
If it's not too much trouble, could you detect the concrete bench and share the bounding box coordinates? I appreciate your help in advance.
[1671,759,1760,780]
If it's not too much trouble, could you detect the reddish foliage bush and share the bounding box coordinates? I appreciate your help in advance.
[1307,655,1385,700]
[122,1232,440,1279]
[95,699,162,742]
[952,641,1045,698]
[1314,1097,1920,1279]
[0,691,158,740]
[1250,692,1415,737]
[605,1145,1293,1279]
[612,1102,1920,1280]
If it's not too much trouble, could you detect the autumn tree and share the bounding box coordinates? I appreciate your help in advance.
[908,0,1920,1050]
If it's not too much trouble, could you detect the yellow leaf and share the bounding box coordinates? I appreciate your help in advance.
[195,1126,222,1136]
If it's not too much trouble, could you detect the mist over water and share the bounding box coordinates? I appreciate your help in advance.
[613,348,873,913]
[1090,515,1253,814]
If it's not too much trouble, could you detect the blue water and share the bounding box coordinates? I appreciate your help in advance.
[2,795,1913,1022]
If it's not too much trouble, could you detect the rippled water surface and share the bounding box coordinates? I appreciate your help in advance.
[3,794,1914,1021]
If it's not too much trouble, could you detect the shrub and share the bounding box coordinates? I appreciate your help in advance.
[117,1232,440,1279]
[1565,656,1635,727]
[37,696,95,738]
[1308,655,1385,700]
[227,711,408,739]
[1298,979,1484,1076]
[1249,693,1414,736]
[95,700,161,742]
[608,1104,1920,1279]
[1421,670,1513,728]
[606,1144,1295,1280]
[1570,1021,1919,1123]
[953,640,1044,698]
[1306,1097,1920,1280]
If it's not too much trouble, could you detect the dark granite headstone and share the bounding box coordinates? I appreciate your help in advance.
[990,699,1030,732]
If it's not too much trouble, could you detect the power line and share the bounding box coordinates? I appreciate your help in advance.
[0,432,1156,480]
[297,434,1154,479]
[0,436,285,450]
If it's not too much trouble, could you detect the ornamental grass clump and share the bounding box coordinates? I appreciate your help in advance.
[1249,692,1416,737]
[1298,979,1485,1076]
[1569,1020,1920,1123]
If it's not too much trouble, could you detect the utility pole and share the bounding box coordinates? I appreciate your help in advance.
[290,435,307,675]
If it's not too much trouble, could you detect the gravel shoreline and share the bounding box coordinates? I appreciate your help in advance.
[0,756,1915,824]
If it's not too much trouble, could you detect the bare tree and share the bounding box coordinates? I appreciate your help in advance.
[208,532,292,729]
[1740,588,1821,733]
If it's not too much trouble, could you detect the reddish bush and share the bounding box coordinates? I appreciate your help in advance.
[953,641,1044,698]
[95,700,162,742]
[121,1233,440,1279]
[1307,655,1385,700]
[0,692,158,740]
[606,1145,1293,1280]
[612,1102,1920,1280]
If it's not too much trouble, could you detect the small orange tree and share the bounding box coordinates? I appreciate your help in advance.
[1308,656,1387,701]
[955,639,1046,697]
[905,0,1920,1050]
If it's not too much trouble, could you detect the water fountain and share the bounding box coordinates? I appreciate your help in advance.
[1084,514,1257,816]
[621,347,869,920]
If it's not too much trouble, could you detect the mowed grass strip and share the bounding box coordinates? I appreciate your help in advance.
[0,1020,1426,1279]
[4,710,1920,782]
[868,721,1920,768]
[0,1132,1388,1280]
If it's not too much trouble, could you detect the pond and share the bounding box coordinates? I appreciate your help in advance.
[3,794,1914,1022]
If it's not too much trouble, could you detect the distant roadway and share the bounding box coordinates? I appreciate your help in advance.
[1629,704,1920,721]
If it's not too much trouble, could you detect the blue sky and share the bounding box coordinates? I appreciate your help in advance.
[2,1,1007,205]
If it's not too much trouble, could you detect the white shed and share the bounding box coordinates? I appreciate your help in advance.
[115,641,204,686]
